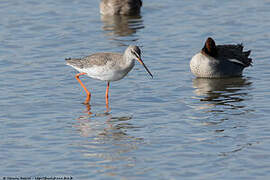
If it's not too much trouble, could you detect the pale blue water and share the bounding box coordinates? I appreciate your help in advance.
[1,0,270,179]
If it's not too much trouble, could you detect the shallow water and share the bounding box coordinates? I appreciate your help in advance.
[1,0,270,179]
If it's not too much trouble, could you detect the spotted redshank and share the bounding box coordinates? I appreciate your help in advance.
[66,45,152,105]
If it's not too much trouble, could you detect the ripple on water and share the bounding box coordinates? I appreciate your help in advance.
[1,0,270,179]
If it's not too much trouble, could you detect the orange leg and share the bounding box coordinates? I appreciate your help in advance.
[105,81,110,105]
[84,103,93,115]
[75,73,91,104]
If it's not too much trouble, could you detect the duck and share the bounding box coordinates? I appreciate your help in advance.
[190,37,252,78]
[100,0,142,16]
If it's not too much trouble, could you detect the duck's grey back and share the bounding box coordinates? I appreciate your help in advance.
[100,0,142,15]
[217,44,252,67]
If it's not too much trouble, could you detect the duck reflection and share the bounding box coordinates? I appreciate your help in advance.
[192,77,252,109]
[101,14,144,38]
[192,78,254,156]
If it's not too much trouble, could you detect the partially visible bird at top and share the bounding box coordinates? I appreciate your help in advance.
[100,0,142,16]
[190,37,252,78]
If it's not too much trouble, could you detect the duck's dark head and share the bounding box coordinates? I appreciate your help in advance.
[202,37,218,57]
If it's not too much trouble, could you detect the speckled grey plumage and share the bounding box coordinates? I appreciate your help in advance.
[65,45,141,69]
[66,53,123,69]
[190,37,252,78]
[100,0,142,15]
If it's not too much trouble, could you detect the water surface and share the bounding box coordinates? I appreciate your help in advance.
[1,0,270,179]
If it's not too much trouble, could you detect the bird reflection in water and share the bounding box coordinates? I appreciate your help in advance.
[192,77,255,156]
[73,103,143,175]
[76,103,138,139]
[83,103,110,115]
[101,14,144,41]
[192,77,252,110]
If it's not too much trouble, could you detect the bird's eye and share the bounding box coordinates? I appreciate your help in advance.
[132,51,140,59]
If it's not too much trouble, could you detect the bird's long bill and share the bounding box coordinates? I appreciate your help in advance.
[137,58,153,78]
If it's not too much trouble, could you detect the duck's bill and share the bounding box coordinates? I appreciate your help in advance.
[137,58,153,78]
